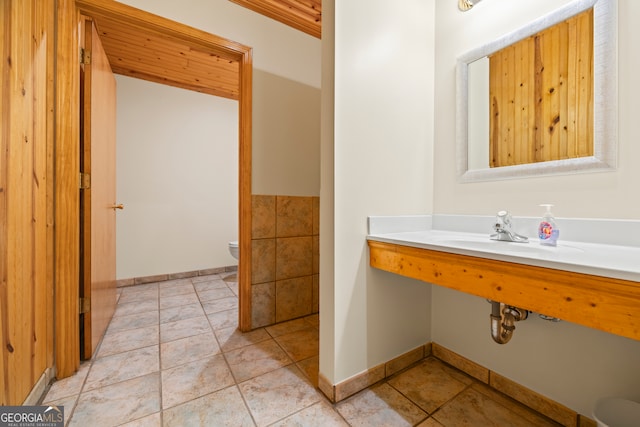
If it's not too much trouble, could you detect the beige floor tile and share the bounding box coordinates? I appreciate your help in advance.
[159,302,204,324]
[417,418,445,426]
[197,286,235,302]
[160,332,221,370]
[97,325,159,358]
[214,325,271,353]
[433,386,557,427]
[158,278,192,289]
[159,292,199,310]
[270,400,349,427]
[304,313,319,328]
[162,386,254,427]
[161,354,235,409]
[202,296,238,314]
[43,362,91,402]
[296,355,319,387]
[107,310,159,334]
[207,309,239,331]
[160,315,211,343]
[239,365,321,427]
[227,281,239,296]
[114,299,159,317]
[192,278,227,291]
[42,393,79,426]
[191,274,222,284]
[70,373,160,427]
[118,412,161,427]
[65,276,562,427]
[118,288,159,304]
[85,346,159,391]
[265,318,309,338]
[470,382,562,426]
[119,283,159,295]
[274,327,319,362]
[388,357,473,413]
[222,272,238,283]
[158,285,195,298]
[225,339,292,382]
[336,383,427,427]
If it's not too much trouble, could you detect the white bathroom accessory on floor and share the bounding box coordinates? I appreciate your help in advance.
[593,397,640,427]
[228,241,239,260]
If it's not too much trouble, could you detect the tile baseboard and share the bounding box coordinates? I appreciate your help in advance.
[321,342,594,427]
[116,265,238,288]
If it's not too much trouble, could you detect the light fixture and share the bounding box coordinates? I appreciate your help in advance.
[458,0,483,12]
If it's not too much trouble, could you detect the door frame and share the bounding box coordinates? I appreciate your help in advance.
[54,0,253,378]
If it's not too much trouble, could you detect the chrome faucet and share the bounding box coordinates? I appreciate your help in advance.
[490,210,529,243]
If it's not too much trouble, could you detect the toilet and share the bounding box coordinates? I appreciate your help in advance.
[228,241,239,260]
[593,397,640,427]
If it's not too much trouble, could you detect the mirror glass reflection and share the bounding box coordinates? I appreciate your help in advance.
[456,0,617,182]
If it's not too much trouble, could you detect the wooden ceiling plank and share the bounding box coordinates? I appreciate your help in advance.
[78,0,245,99]
[109,49,238,86]
[96,20,239,68]
[114,68,238,99]
[99,40,239,82]
[110,65,237,96]
[267,0,321,21]
[77,0,251,61]
[245,0,320,24]
[101,42,237,80]
[98,33,239,85]
[228,0,320,38]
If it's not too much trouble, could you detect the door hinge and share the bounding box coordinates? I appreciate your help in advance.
[80,48,91,65]
[79,297,91,314]
[79,172,91,190]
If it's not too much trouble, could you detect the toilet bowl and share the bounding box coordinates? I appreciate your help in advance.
[594,397,640,427]
[228,241,239,260]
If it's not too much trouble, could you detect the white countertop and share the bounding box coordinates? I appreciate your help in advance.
[366,215,640,282]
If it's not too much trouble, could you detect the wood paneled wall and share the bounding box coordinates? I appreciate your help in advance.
[489,9,593,168]
[0,1,56,405]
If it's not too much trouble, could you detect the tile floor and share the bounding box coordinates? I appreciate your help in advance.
[42,272,560,426]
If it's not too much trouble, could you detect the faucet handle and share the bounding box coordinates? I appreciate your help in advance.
[495,210,512,229]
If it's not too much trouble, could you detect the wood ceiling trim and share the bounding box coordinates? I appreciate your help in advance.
[229,0,321,38]
[113,69,237,99]
[76,0,251,59]
[75,0,250,99]
[95,21,240,98]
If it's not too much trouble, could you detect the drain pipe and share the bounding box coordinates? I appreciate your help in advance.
[490,301,528,344]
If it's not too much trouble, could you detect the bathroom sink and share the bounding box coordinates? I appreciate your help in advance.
[366,214,640,282]
[425,234,584,257]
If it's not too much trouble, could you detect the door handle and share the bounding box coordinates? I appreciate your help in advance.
[111,204,124,210]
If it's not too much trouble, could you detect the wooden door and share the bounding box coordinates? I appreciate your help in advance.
[80,18,118,359]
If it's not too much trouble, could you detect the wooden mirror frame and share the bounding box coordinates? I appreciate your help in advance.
[456,0,617,182]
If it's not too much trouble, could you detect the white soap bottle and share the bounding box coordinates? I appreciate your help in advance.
[538,204,559,246]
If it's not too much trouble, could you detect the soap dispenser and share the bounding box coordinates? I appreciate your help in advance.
[538,204,559,246]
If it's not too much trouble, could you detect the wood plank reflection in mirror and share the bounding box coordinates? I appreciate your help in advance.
[489,9,593,168]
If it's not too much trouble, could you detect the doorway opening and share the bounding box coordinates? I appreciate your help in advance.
[55,0,253,377]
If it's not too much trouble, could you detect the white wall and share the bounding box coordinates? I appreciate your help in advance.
[116,76,238,278]
[434,0,640,219]
[321,0,435,384]
[252,70,321,196]
[432,0,640,416]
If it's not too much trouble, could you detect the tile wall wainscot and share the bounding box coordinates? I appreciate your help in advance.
[318,342,597,427]
[251,195,320,328]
